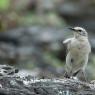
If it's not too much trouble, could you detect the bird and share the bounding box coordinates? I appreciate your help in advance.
[63,27,91,81]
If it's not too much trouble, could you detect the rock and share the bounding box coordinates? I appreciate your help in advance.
[0,64,94,95]
[0,65,18,76]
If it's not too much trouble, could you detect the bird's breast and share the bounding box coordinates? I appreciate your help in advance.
[68,39,91,56]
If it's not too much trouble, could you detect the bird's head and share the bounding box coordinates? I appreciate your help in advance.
[69,27,88,39]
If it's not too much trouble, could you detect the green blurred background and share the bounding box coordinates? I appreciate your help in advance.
[0,0,95,81]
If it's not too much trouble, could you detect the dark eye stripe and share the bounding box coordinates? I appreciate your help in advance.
[78,30,82,32]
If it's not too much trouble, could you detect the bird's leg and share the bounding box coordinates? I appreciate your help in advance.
[64,71,70,78]
[81,70,87,82]
[71,69,87,81]
[64,70,72,78]
[75,69,87,82]
[72,69,81,76]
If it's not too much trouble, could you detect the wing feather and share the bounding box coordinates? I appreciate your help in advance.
[63,38,73,53]
[63,38,73,44]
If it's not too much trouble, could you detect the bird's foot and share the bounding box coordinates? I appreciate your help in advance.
[64,72,70,78]
[70,76,79,81]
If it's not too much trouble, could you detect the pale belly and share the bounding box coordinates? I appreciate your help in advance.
[68,39,91,56]
[70,47,86,57]
[68,40,90,68]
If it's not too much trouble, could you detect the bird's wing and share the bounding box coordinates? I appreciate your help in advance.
[63,38,73,53]
[63,38,73,44]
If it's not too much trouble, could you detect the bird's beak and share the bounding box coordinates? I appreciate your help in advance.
[68,27,75,31]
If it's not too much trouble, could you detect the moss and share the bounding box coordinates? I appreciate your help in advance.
[0,0,10,11]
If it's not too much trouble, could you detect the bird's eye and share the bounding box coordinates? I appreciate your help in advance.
[78,30,82,32]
